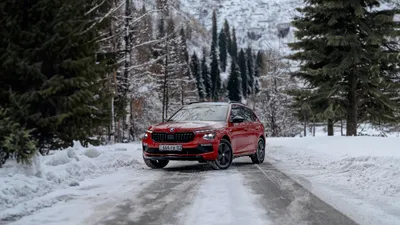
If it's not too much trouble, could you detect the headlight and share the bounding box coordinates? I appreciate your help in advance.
[143,130,153,139]
[203,133,216,140]
[195,130,216,140]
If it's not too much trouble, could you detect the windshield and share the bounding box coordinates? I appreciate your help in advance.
[168,104,229,122]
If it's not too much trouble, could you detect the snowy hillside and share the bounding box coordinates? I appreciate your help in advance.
[178,0,397,55]
[179,0,300,54]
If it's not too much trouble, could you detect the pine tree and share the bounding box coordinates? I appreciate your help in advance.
[0,0,113,152]
[191,52,206,100]
[0,104,36,166]
[211,10,218,49]
[210,10,221,101]
[202,55,212,100]
[289,0,400,136]
[246,47,254,96]
[238,49,248,98]
[219,29,228,72]
[227,62,242,102]
[231,27,238,59]
[224,20,232,56]
[254,51,263,94]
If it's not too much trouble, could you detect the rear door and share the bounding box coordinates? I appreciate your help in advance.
[228,105,247,154]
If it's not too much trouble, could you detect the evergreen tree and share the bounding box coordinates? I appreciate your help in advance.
[231,27,238,59]
[227,62,242,101]
[0,0,113,152]
[219,29,228,72]
[254,51,263,94]
[238,49,248,98]
[210,50,221,101]
[191,52,206,100]
[211,10,218,49]
[201,55,212,100]
[0,104,36,166]
[224,20,232,56]
[246,47,254,96]
[210,10,221,100]
[289,0,400,136]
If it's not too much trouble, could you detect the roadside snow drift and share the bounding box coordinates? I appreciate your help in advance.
[0,142,143,222]
[267,137,400,225]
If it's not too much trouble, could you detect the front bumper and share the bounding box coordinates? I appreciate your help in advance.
[142,138,219,161]
[143,154,204,161]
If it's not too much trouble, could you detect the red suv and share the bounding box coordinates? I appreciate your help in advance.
[142,102,266,170]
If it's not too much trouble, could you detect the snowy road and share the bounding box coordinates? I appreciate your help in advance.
[94,160,357,225]
[6,158,358,225]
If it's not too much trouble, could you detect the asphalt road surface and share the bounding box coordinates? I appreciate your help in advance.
[92,158,358,225]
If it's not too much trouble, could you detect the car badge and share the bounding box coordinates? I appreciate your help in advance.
[169,128,175,132]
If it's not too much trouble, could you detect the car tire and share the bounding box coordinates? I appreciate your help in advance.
[251,138,265,164]
[143,158,169,169]
[210,139,233,170]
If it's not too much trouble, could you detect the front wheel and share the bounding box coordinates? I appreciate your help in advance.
[251,138,265,164]
[143,158,169,169]
[210,139,233,170]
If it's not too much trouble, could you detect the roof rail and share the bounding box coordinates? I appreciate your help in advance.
[187,101,205,105]
[228,100,244,105]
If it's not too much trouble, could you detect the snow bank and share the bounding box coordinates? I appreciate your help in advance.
[267,137,400,225]
[0,142,143,220]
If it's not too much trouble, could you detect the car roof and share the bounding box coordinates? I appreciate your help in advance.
[187,101,244,106]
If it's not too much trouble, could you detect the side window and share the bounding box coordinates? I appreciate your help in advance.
[230,105,240,121]
[245,108,258,122]
[230,105,257,122]
[239,106,252,122]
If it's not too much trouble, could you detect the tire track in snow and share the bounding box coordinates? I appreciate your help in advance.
[236,160,358,225]
[94,163,209,225]
[180,166,271,225]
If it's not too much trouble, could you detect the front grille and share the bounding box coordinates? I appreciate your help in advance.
[152,132,195,143]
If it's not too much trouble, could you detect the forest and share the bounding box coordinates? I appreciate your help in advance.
[0,0,399,165]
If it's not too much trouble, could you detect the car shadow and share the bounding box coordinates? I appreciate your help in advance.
[163,161,256,173]
[164,163,213,173]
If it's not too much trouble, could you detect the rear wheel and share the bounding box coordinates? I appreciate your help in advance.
[143,158,169,169]
[251,138,265,164]
[210,139,233,170]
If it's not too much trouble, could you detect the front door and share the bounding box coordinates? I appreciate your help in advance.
[228,105,247,154]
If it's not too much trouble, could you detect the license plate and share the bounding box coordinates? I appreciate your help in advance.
[159,145,182,151]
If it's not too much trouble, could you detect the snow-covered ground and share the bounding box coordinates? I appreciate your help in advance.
[0,142,145,223]
[267,137,400,225]
[1,136,400,225]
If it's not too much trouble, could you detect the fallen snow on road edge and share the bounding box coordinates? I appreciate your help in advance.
[0,142,144,222]
[267,137,400,225]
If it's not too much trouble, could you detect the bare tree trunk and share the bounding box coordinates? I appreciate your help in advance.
[341,119,344,136]
[109,17,117,144]
[313,118,316,137]
[347,72,358,136]
[181,80,184,105]
[328,119,334,136]
[252,77,256,111]
[117,119,121,142]
[303,111,307,137]
[162,37,168,122]
[110,92,115,143]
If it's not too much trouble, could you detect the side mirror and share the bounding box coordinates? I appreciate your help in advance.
[231,116,245,123]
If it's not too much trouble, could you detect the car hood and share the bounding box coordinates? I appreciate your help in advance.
[149,121,226,133]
